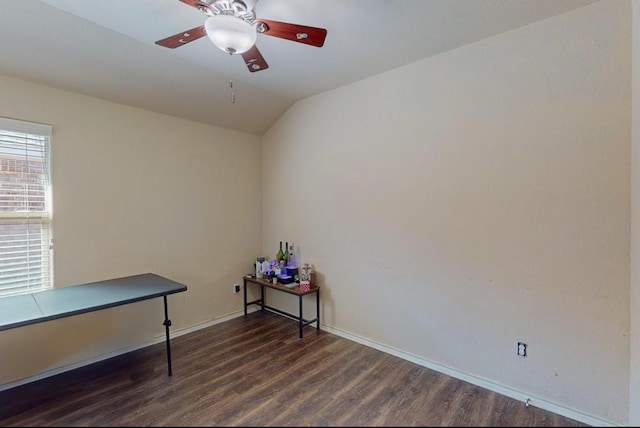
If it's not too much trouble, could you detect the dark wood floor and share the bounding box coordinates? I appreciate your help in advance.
[0,311,588,427]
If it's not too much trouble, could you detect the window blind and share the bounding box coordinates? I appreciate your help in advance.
[0,117,52,297]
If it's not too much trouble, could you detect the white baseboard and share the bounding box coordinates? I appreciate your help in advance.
[320,323,620,427]
[0,311,621,427]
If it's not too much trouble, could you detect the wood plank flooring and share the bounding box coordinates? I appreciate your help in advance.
[0,311,589,426]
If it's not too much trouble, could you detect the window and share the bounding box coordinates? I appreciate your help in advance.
[0,117,52,297]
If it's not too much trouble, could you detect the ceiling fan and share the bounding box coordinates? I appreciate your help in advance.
[155,0,327,73]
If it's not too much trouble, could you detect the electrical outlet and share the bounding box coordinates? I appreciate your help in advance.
[234,284,241,293]
[517,342,527,357]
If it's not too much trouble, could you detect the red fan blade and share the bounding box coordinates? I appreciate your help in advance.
[179,0,202,7]
[256,19,327,47]
[241,45,269,73]
[155,25,206,48]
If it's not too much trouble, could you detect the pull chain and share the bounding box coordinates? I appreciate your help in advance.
[228,52,236,104]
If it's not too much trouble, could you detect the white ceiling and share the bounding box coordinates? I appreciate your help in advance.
[0,0,600,135]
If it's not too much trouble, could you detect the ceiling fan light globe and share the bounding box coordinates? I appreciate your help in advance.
[205,15,257,55]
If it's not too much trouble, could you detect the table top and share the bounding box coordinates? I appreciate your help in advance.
[0,273,187,332]
[243,275,319,296]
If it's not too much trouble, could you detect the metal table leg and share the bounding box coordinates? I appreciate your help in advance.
[162,295,173,376]
[243,277,248,316]
[299,294,304,338]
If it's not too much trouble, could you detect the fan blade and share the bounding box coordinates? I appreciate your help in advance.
[241,45,269,73]
[256,19,327,47]
[155,25,206,48]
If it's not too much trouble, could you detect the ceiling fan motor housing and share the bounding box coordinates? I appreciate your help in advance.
[205,1,256,23]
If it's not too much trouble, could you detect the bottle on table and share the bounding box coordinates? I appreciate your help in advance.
[255,257,263,278]
[276,241,284,262]
[288,244,296,268]
[284,242,289,265]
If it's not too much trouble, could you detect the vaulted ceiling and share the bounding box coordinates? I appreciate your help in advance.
[0,0,600,135]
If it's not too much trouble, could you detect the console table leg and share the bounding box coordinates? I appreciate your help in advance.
[299,295,304,338]
[162,296,173,376]
[316,288,320,330]
[243,278,248,316]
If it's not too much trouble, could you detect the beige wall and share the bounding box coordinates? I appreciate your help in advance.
[0,73,262,385]
[262,1,630,425]
[0,0,634,425]
[630,0,640,425]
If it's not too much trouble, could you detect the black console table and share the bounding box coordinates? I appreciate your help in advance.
[0,273,187,376]
[243,275,320,338]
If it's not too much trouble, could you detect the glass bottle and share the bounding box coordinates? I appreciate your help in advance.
[288,244,296,268]
[283,241,289,265]
[276,241,284,262]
